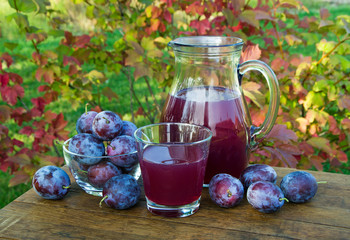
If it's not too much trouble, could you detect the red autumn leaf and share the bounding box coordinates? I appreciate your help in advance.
[35,129,46,139]
[190,19,210,35]
[1,52,13,68]
[240,44,261,63]
[91,105,102,113]
[163,9,172,23]
[44,110,57,123]
[309,155,324,171]
[52,113,68,132]
[101,87,119,101]
[0,73,10,87]
[341,118,350,129]
[19,126,34,136]
[38,85,50,92]
[271,57,289,72]
[42,155,64,166]
[75,34,91,48]
[149,19,160,33]
[0,105,11,122]
[266,124,298,143]
[68,65,79,76]
[328,116,341,135]
[299,141,315,156]
[63,56,81,67]
[12,139,24,147]
[62,31,75,46]
[9,170,31,186]
[8,73,23,84]
[32,97,46,113]
[335,150,348,162]
[320,8,330,20]
[186,1,205,15]
[6,153,31,166]
[0,85,25,106]
[150,6,162,19]
[43,69,54,84]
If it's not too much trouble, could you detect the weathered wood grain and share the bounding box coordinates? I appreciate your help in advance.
[0,167,349,240]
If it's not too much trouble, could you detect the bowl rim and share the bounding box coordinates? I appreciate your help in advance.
[62,138,138,158]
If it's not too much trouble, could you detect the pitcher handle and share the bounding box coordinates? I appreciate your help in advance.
[238,60,280,151]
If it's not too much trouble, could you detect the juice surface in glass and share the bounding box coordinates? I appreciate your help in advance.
[141,144,207,206]
[160,86,248,184]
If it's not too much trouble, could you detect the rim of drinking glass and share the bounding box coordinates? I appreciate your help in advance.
[133,122,213,146]
[168,36,244,48]
[62,139,137,158]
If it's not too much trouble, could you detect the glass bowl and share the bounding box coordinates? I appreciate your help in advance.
[62,138,140,196]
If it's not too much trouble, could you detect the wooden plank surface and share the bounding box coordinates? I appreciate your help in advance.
[0,167,350,240]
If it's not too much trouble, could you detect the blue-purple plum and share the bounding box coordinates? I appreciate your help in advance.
[87,161,122,188]
[209,173,244,208]
[107,135,138,167]
[101,174,140,210]
[121,121,137,137]
[92,111,123,141]
[68,133,105,165]
[240,164,277,189]
[32,166,71,200]
[247,181,286,213]
[76,111,98,134]
[280,171,318,203]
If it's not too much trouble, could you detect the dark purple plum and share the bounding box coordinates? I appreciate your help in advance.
[68,133,105,165]
[209,173,244,208]
[100,174,140,210]
[87,161,122,188]
[76,111,98,134]
[32,166,71,200]
[121,121,137,137]
[280,171,318,203]
[247,181,286,213]
[240,164,277,189]
[92,111,123,141]
[107,135,138,167]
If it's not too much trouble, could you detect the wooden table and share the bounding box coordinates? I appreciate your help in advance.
[0,166,349,239]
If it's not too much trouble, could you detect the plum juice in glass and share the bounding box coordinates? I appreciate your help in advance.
[134,123,212,217]
[161,36,280,185]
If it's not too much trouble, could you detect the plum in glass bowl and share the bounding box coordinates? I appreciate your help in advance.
[62,135,140,197]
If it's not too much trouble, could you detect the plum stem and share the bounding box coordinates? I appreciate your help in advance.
[226,189,232,197]
[279,197,289,202]
[62,185,71,189]
[99,195,108,208]
[102,116,110,124]
[317,181,327,184]
[78,169,88,174]
[85,103,89,114]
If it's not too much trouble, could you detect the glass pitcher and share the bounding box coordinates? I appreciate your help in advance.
[160,36,280,185]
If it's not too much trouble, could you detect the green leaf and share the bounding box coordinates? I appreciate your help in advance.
[341,18,350,34]
[48,29,65,37]
[239,10,259,28]
[8,0,36,13]
[222,9,235,26]
[312,80,328,92]
[300,33,319,45]
[86,5,95,19]
[279,0,300,8]
[141,37,155,51]
[6,13,29,31]
[329,55,350,71]
[316,39,336,53]
[3,42,18,51]
[303,91,324,109]
[307,137,332,153]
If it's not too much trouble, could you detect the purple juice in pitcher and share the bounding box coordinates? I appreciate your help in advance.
[160,86,249,184]
[140,144,207,206]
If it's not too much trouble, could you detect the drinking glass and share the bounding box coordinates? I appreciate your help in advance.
[134,123,212,217]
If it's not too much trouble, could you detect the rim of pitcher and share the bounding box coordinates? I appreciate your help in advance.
[168,36,244,48]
